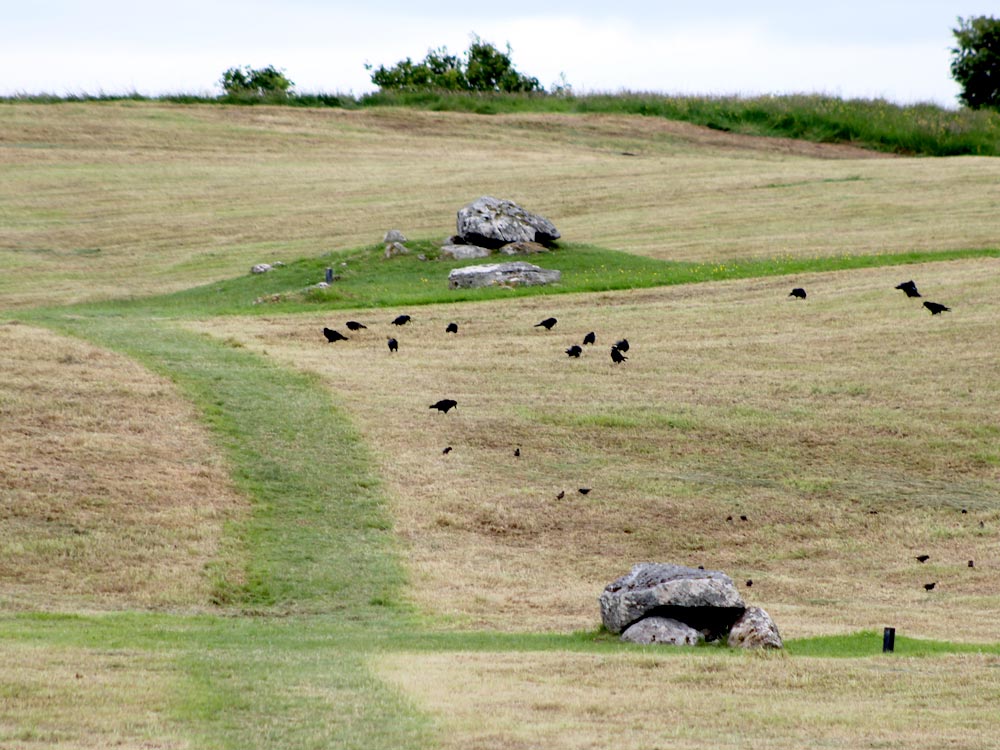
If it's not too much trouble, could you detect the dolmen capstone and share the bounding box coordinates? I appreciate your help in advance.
[455,196,560,249]
[599,562,782,648]
[448,261,561,289]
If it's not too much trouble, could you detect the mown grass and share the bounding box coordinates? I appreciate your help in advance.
[5,90,999,156]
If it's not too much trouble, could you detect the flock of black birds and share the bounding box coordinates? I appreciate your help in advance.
[789,278,952,315]
[321,276,972,595]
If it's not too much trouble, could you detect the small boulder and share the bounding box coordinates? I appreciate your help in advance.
[621,617,704,646]
[727,606,783,649]
[383,229,407,243]
[456,196,560,249]
[384,241,409,259]
[440,243,492,260]
[251,263,273,274]
[448,261,561,289]
[600,562,745,636]
[499,241,549,256]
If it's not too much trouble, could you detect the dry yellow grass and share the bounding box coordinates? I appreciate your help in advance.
[0,642,187,749]
[196,257,1000,640]
[1,103,997,309]
[377,649,1000,750]
[0,323,246,611]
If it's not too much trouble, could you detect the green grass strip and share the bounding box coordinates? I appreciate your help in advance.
[37,315,408,618]
[37,243,1000,320]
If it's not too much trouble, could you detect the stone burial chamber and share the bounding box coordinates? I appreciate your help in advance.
[599,562,783,649]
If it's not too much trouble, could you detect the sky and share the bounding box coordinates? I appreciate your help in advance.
[3,1,996,107]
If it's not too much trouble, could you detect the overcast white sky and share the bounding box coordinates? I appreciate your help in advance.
[4,1,995,106]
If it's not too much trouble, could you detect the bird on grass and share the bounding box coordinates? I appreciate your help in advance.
[345,321,367,331]
[740,515,748,522]
[583,331,596,346]
[565,345,582,358]
[789,287,807,299]
[578,488,591,495]
[514,447,521,457]
[614,339,630,353]
[555,490,565,500]
[322,328,348,342]
[429,399,458,414]
[442,446,453,454]
[392,314,412,326]
[446,322,459,334]
[924,582,937,591]
[745,579,753,588]
[610,346,628,364]
[895,280,921,298]
[915,554,930,563]
[387,337,398,353]
[968,560,975,568]
[535,317,558,330]
[923,301,951,315]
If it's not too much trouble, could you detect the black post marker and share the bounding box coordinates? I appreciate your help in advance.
[325,268,334,284]
[882,627,896,653]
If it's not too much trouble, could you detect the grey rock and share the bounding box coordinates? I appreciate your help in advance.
[383,229,407,243]
[728,606,783,649]
[448,261,561,290]
[599,562,745,636]
[499,241,549,256]
[384,241,409,259]
[251,263,273,274]
[456,196,560,249]
[621,617,704,646]
[440,243,492,260]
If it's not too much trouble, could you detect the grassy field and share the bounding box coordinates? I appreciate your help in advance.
[2,102,1000,748]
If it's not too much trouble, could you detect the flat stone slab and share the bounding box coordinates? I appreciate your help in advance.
[448,261,561,289]
[621,616,704,646]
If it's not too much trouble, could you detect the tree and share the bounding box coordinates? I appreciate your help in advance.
[950,16,1000,110]
[366,36,543,93]
[221,65,294,98]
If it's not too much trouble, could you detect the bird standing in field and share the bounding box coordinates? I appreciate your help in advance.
[345,321,367,331]
[923,301,951,315]
[322,328,348,342]
[392,314,412,326]
[583,331,596,346]
[442,446,453,455]
[565,345,582,358]
[514,447,520,457]
[610,346,627,364]
[789,287,807,299]
[924,582,937,591]
[614,338,630,353]
[555,490,565,500]
[429,399,458,414]
[915,554,930,563]
[446,322,459,334]
[895,280,921,298]
[578,488,591,495]
[535,317,557,330]
[387,337,398,353]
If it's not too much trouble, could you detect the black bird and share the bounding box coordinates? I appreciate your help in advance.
[578,488,591,495]
[961,508,968,514]
[535,317,558,330]
[565,345,582,358]
[446,322,459,334]
[895,280,921,298]
[429,399,458,414]
[556,490,565,500]
[392,314,412,326]
[387,337,398,353]
[739,515,748,522]
[915,554,930,563]
[322,327,348,342]
[583,331,596,346]
[923,582,937,591]
[745,579,753,588]
[345,321,367,331]
[514,447,520,457]
[610,346,627,364]
[789,287,807,299]
[923,301,950,315]
[614,339,630,353]
[442,446,453,455]
[968,560,975,568]
[726,515,733,522]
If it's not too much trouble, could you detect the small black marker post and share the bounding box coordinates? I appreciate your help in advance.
[325,268,334,284]
[882,627,896,653]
